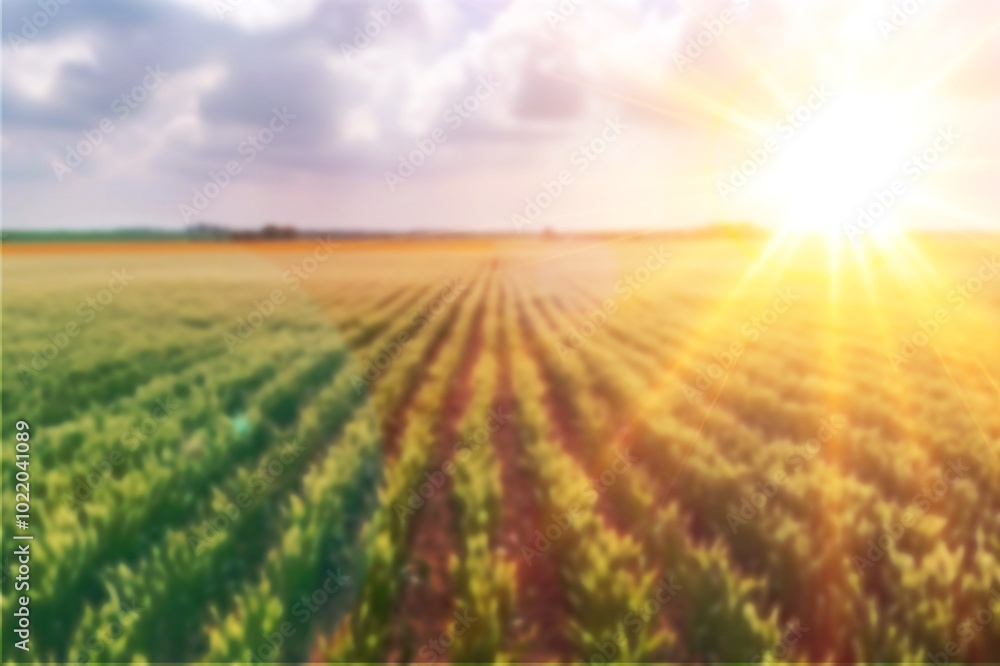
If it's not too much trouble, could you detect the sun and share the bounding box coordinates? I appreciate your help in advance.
[753,90,923,245]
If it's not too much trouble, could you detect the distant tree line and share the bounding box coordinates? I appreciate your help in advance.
[188,223,298,240]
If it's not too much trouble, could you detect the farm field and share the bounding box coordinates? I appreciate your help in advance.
[2,235,1000,664]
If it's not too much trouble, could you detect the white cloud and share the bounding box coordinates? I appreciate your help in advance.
[2,33,97,102]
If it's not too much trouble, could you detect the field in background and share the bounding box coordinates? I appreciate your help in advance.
[2,236,1000,663]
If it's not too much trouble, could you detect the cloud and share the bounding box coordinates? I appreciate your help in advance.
[2,0,998,232]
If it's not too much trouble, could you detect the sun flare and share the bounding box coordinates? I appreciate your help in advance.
[755,91,923,245]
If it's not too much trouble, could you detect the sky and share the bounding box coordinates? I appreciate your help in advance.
[2,0,999,233]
